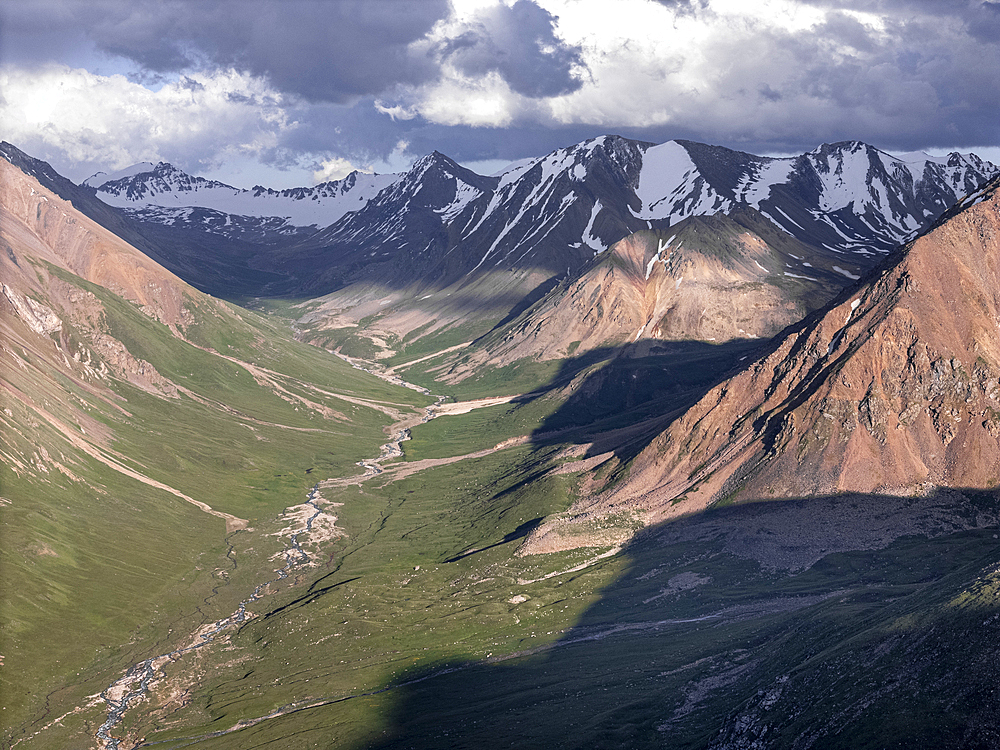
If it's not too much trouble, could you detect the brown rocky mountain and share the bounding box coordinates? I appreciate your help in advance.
[0,155,198,397]
[0,151,281,501]
[451,207,848,377]
[523,174,1000,553]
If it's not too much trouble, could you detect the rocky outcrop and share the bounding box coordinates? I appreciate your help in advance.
[452,210,843,378]
[523,175,1000,552]
[2,284,61,335]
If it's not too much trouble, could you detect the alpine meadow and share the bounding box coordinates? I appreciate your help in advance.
[4,2,1000,748]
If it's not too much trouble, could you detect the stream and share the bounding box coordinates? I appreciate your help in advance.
[94,358,444,749]
[334,352,446,478]
[95,486,327,749]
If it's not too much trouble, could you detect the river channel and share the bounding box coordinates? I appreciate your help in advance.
[94,360,442,749]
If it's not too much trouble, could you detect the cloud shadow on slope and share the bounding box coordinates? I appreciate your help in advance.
[355,486,1000,750]
[514,337,771,466]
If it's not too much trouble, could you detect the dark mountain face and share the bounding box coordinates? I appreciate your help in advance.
[280,151,502,291]
[14,137,999,307]
[272,137,997,303]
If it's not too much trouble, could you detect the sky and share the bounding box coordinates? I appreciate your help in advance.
[2,0,998,189]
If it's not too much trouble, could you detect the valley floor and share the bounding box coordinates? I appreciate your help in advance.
[15,345,1000,750]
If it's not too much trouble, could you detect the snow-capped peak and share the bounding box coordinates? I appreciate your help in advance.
[83,162,157,188]
[89,161,400,228]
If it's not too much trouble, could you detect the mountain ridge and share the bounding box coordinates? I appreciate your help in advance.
[83,137,997,276]
[520,171,1000,554]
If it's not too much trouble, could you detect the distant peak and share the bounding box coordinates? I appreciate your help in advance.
[411,151,445,170]
[816,140,870,154]
[416,150,449,164]
[83,161,157,187]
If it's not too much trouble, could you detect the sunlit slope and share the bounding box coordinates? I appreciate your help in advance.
[0,156,431,745]
[520,173,1000,553]
[434,210,845,386]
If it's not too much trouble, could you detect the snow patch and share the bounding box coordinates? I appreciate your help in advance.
[435,178,481,222]
[582,199,606,253]
[832,265,861,280]
[635,141,731,221]
[93,165,399,227]
[736,158,795,205]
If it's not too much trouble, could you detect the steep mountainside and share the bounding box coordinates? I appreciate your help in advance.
[0,142,307,298]
[0,151,429,745]
[448,206,852,377]
[523,173,1000,552]
[282,138,998,291]
[80,138,996,306]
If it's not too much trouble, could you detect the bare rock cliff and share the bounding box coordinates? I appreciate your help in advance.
[523,176,1000,552]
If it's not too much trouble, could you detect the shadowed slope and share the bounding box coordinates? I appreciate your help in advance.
[522,175,1000,552]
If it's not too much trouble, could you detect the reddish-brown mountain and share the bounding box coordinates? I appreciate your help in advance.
[524,175,1000,552]
[453,209,847,378]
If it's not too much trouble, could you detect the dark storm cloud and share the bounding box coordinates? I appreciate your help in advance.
[268,0,1000,173]
[3,0,451,103]
[2,0,587,105]
[682,1,1000,153]
[3,0,998,183]
[100,0,452,103]
[798,0,1000,43]
[436,0,585,97]
[814,10,877,53]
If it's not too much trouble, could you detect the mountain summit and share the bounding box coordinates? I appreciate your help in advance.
[523,172,1000,552]
[82,138,997,300]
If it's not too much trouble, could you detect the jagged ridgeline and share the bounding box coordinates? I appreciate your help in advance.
[523,173,1000,553]
[26,137,996,362]
[5,137,1000,750]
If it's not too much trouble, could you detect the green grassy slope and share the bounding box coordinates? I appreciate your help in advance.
[78,446,1000,750]
[23,320,990,750]
[1,254,431,748]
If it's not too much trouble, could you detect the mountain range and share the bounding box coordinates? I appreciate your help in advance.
[77,137,994,292]
[5,134,1000,750]
[85,137,994,263]
[45,137,994,365]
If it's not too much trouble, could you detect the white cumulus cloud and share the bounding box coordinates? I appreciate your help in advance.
[312,156,370,183]
[0,64,295,180]
[380,0,1000,155]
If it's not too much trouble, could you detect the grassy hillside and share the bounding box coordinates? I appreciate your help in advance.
[1,248,432,747]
